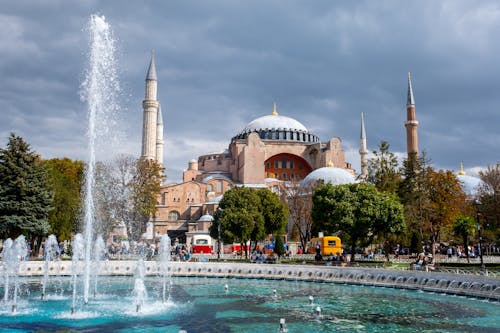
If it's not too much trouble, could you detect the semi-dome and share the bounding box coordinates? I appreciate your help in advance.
[457,174,483,196]
[198,214,214,222]
[302,167,357,186]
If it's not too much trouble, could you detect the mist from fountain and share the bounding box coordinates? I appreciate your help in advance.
[80,14,120,307]
[158,234,172,303]
[2,238,13,303]
[41,234,60,300]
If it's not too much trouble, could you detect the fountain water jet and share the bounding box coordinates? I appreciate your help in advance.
[158,234,172,303]
[41,234,59,300]
[133,259,147,312]
[80,14,120,307]
[71,234,85,314]
[92,236,106,300]
[2,236,28,312]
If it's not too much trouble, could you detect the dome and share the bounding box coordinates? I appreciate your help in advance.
[457,174,483,196]
[302,167,357,186]
[243,114,308,133]
[198,214,214,222]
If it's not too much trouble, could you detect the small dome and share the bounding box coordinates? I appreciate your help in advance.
[457,174,483,196]
[303,167,357,186]
[198,214,214,222]
[243,114,308,133]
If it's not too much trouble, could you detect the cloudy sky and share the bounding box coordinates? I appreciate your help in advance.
[1,1,499,182]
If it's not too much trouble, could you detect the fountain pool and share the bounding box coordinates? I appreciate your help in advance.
[0,276,498,332]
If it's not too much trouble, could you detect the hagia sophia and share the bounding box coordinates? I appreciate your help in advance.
[138,52,481,244]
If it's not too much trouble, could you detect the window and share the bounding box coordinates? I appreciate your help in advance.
[217,180,223,193]
[266,162,270,169]
[274,160,279,168]
[327,240,337,246]
[282,157,287,168]
[207,184,213,192]
[161,193,166,205]
[282,173,287,180]
[168,211,180,221]
[289,160,294,169]
[290,174,295,180]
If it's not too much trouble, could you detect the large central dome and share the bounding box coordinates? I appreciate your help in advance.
[232,104,319,143]
[243,114,308,133]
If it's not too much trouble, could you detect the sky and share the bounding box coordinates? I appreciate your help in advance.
[1,0,499,182]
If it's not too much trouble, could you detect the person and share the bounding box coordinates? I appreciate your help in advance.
[447,247,452,258]
[425,254,435,272]
[328,252,335,261]
[412,253,426,270]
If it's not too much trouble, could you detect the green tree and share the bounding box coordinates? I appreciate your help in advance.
[312,183,405,261]
[0,133,53,247]
[256,188,288,235]
[452,215,476,263]
[43,158,84,241]
[209,187,263,258]
[274,234,285,257]
[367,141,402,193]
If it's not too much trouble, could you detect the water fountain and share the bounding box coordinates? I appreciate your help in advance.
[158,234,172,303]
[79,14,120,308]
[133,258,147,312]
[1,235,27,312]
[92,236,106,300]
[0,13,499,332]
[41,234,59,300]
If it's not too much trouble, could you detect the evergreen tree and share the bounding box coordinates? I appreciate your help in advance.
[367,141,402,193]
[0,133,52,244]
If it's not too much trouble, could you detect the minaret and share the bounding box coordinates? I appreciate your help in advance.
[359,112,368,179]
[155,106,164,167]
[141,50,160,160]
[405,72,419,158]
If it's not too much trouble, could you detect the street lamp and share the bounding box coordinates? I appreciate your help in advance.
[473,199,485,271]
[217,221,221,260]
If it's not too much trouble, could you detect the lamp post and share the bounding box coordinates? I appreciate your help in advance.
[473,199,485,271]
[217,221,221,260]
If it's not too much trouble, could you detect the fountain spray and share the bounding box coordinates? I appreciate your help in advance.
[42,234,59,300]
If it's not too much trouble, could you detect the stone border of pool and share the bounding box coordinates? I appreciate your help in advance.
[18,261,500,301]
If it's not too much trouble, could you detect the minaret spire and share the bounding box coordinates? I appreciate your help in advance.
[458,161,466,176]
[272,102,278,116]
[405,72,419,159]
[141,50,160,160]
[359,112,368,180]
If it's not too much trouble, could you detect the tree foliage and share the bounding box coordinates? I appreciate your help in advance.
[94,155,163,241]
[367,141,402,193]
[282,182,314,251]
[453,215,476,263]
[256,188,288,235]
[43,158,84,241]
[0,133,53,242]
[312,183,405,261]
[210,187,263,258]
[478,164,500,240]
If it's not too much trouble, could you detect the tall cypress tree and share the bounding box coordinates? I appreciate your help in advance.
[0,133,52,243]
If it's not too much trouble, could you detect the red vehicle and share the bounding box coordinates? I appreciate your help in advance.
[229,243,250,255]
[191,235,213,254]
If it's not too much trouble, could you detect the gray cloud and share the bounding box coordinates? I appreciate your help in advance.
[1,0,499,182]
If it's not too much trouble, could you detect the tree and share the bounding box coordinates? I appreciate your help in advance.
[367,141,402,193]
[129,158,163,240]
[274,234,285,257]
[282,182,314,251]
[478,164,500,241]
[312,183,405,261]
[452,216,476,263]
[0,133,52,247]
[209,187,263,258]
[94,155,163,241]
[424,168,465,254]
[43,158,84,241]
[256,188,288,235]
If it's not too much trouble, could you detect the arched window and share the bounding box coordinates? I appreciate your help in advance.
[207,184,213,192]
[168,211,180,221]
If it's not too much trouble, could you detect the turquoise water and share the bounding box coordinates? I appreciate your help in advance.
[0,276,498,332]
